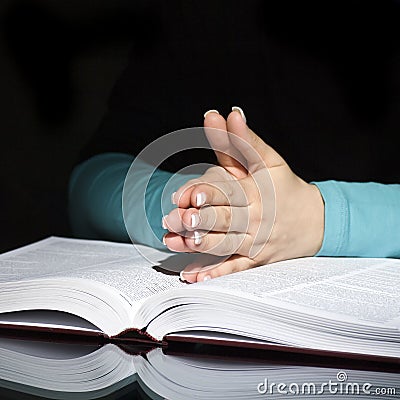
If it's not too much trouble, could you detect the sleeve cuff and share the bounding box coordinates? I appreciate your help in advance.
[311,181,349,257]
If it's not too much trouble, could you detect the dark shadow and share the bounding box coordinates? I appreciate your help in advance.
[2,0,162,126]
[259,0,400,123]
[153,253,226,277]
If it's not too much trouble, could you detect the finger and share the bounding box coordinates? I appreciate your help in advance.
[182,255,256,283]
[203,110,247,178]
[163,232,196,253]
[179,263,202,284]
[227,108,286,171]
[162,208,186,233]
[179,254,225,283]
[184,230,249,256]
[189,180,248,208]
[172,166,233,209]
[172,176,204,209]
[181,205,250,233]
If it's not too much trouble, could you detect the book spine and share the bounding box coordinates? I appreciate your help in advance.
[110,327,160,345]
[0,324,108,345]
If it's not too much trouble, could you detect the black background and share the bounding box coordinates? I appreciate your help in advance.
[2,0,400,253]
[1,0,134,251]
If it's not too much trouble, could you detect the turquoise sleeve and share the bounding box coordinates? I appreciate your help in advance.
[68,153,199,250]
[312,181,400,258]
[69,158,400,257]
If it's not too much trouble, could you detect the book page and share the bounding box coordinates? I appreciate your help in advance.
[62,258,183,303]
[0,310,101,332]
[197,257,400,327]
[0,237,143,282]
[0,237,184,303]
[0,337,99,359]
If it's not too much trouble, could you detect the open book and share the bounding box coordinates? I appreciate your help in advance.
[0,338,398,400]
[0,237,399,362]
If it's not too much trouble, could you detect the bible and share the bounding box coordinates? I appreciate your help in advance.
[0,237,399,363]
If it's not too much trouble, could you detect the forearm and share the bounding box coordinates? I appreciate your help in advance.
[68,153,198,249]
[313,180,400,258]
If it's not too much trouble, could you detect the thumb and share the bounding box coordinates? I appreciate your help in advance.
[203,110,247,179]
[227,108,286,171]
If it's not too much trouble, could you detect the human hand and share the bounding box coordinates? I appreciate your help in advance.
[163,108,324,282]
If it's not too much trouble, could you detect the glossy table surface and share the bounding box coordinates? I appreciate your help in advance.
[0,338,398,400]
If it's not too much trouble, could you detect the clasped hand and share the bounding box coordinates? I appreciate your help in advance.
[163,109,324,282]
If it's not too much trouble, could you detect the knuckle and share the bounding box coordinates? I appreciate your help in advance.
[220,234,236,255]
[181,179,199,194]
[236,182,250,205]
[208,235,227,255]
[237,234,250,255]
[209,268,222,279]
[199,208,211,230]
[197,233,209,252]
[231,260,242,273]
[222,207,232,230]
[204,264,222,279]
[249,205,263,224]
[222,182,234,200]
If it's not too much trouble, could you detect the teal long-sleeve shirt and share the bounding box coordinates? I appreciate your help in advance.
[313,180,400,257]
[69,153,400,257]
[68,153,198,249]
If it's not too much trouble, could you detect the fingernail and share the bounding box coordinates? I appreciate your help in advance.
[196,192,206,207]
[162,234,167,246]
[171,192,177,205]
[232,106,246,123]
[204,109,220,119]
[203,275,211,281]
[179,271,187,282]
[194,231,202,245]
[162,216,167,229]
[191,213,200,228]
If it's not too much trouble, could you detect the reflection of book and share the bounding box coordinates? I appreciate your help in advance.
[0,339,399,400]
[0,339,143,400]
[0,237,400,362]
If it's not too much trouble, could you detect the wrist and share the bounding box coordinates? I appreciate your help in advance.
[306,183,325,255]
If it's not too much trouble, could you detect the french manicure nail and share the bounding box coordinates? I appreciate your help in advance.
[162,234,167,246]
[191,213,200,228]
[232,106,247,123]
[179,271,187,282]
[196,192,206,207]
[171,192,177,205]
[194,231,202,245]
[203,275,211,281]
[162,216,167,229]
[204,109,220,119]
